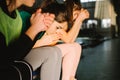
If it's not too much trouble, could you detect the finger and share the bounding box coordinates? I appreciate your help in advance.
[44,17,54,27]
[49,14,55,18]
[44,13,55,20]
[30,13,35,20]
[36,8,42,13]
[54,34,61,40]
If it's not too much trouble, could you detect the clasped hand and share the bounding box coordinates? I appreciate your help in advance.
[30,9,55,32]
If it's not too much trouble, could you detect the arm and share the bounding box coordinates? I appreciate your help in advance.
[0,32,34,61]
[57,9,89,43]
[33,32,60,48]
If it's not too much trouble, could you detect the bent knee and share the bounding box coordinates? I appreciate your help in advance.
[48,46,62,63]
[70,42,82,57]
[72,42,82,51]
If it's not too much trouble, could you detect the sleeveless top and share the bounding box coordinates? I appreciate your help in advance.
[0,7,22,46]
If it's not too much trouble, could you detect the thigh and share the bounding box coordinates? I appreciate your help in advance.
[24,46,61,70]
[56,42,81,57]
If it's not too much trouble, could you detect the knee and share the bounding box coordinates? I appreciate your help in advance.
[48,47,62,64]
[73,42,82,52]
[71,42,82,57]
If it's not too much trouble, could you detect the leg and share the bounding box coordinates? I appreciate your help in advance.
[24,46,62,80]
[56,42,82,80]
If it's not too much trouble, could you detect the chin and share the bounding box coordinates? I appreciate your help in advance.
[25,5,33,7]
[25,2,35,7]
[29,5,34,7]
[28,3,34,7]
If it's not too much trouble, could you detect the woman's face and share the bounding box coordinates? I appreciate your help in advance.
[22,0,35,7]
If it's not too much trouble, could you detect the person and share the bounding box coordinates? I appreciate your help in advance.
[0,0,62,80]
[23,0,89,80]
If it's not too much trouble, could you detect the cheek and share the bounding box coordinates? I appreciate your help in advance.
[23,0,35,7]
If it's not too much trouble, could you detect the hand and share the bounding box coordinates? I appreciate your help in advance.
[40,33,61,46]
[30,9,47,32]
[36,8,55,28]
[56,29,67,39]
[77,8,90,22]
[43,13,55,28]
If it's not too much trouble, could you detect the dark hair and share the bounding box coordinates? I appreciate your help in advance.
[41,0,82,31]
[64,0,82,29]
[42,2,71,31]
[39,0,55,9]
[0,0,16,17]
[42,2,69,23]
[40,0,73,25]
[73,0,82,10]
[0,0,16,8]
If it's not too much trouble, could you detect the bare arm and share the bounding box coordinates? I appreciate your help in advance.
[57,9,90,43]
[33,33,61,48]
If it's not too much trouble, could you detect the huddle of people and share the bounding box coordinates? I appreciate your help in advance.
[0,0,89,80]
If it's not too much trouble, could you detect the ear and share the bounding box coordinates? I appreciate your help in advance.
[73,11,79,20]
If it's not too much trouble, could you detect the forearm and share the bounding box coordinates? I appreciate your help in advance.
[60,21,82,43]
[33,33,60,48]
[68,20,82,42]
[0,33,34,61]
[25,26,41,41]
[9,34,34,58]
[33,39,45,48]
[33,39,58,48]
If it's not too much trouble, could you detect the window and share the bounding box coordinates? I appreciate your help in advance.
[81,0,96,3]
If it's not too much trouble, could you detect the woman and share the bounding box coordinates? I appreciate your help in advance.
[0,0,62,80]
[28,1,89,80]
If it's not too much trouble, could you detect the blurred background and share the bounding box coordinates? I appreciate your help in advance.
[75,0,118,47]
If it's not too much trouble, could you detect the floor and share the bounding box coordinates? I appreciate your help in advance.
[76,37,120,80]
